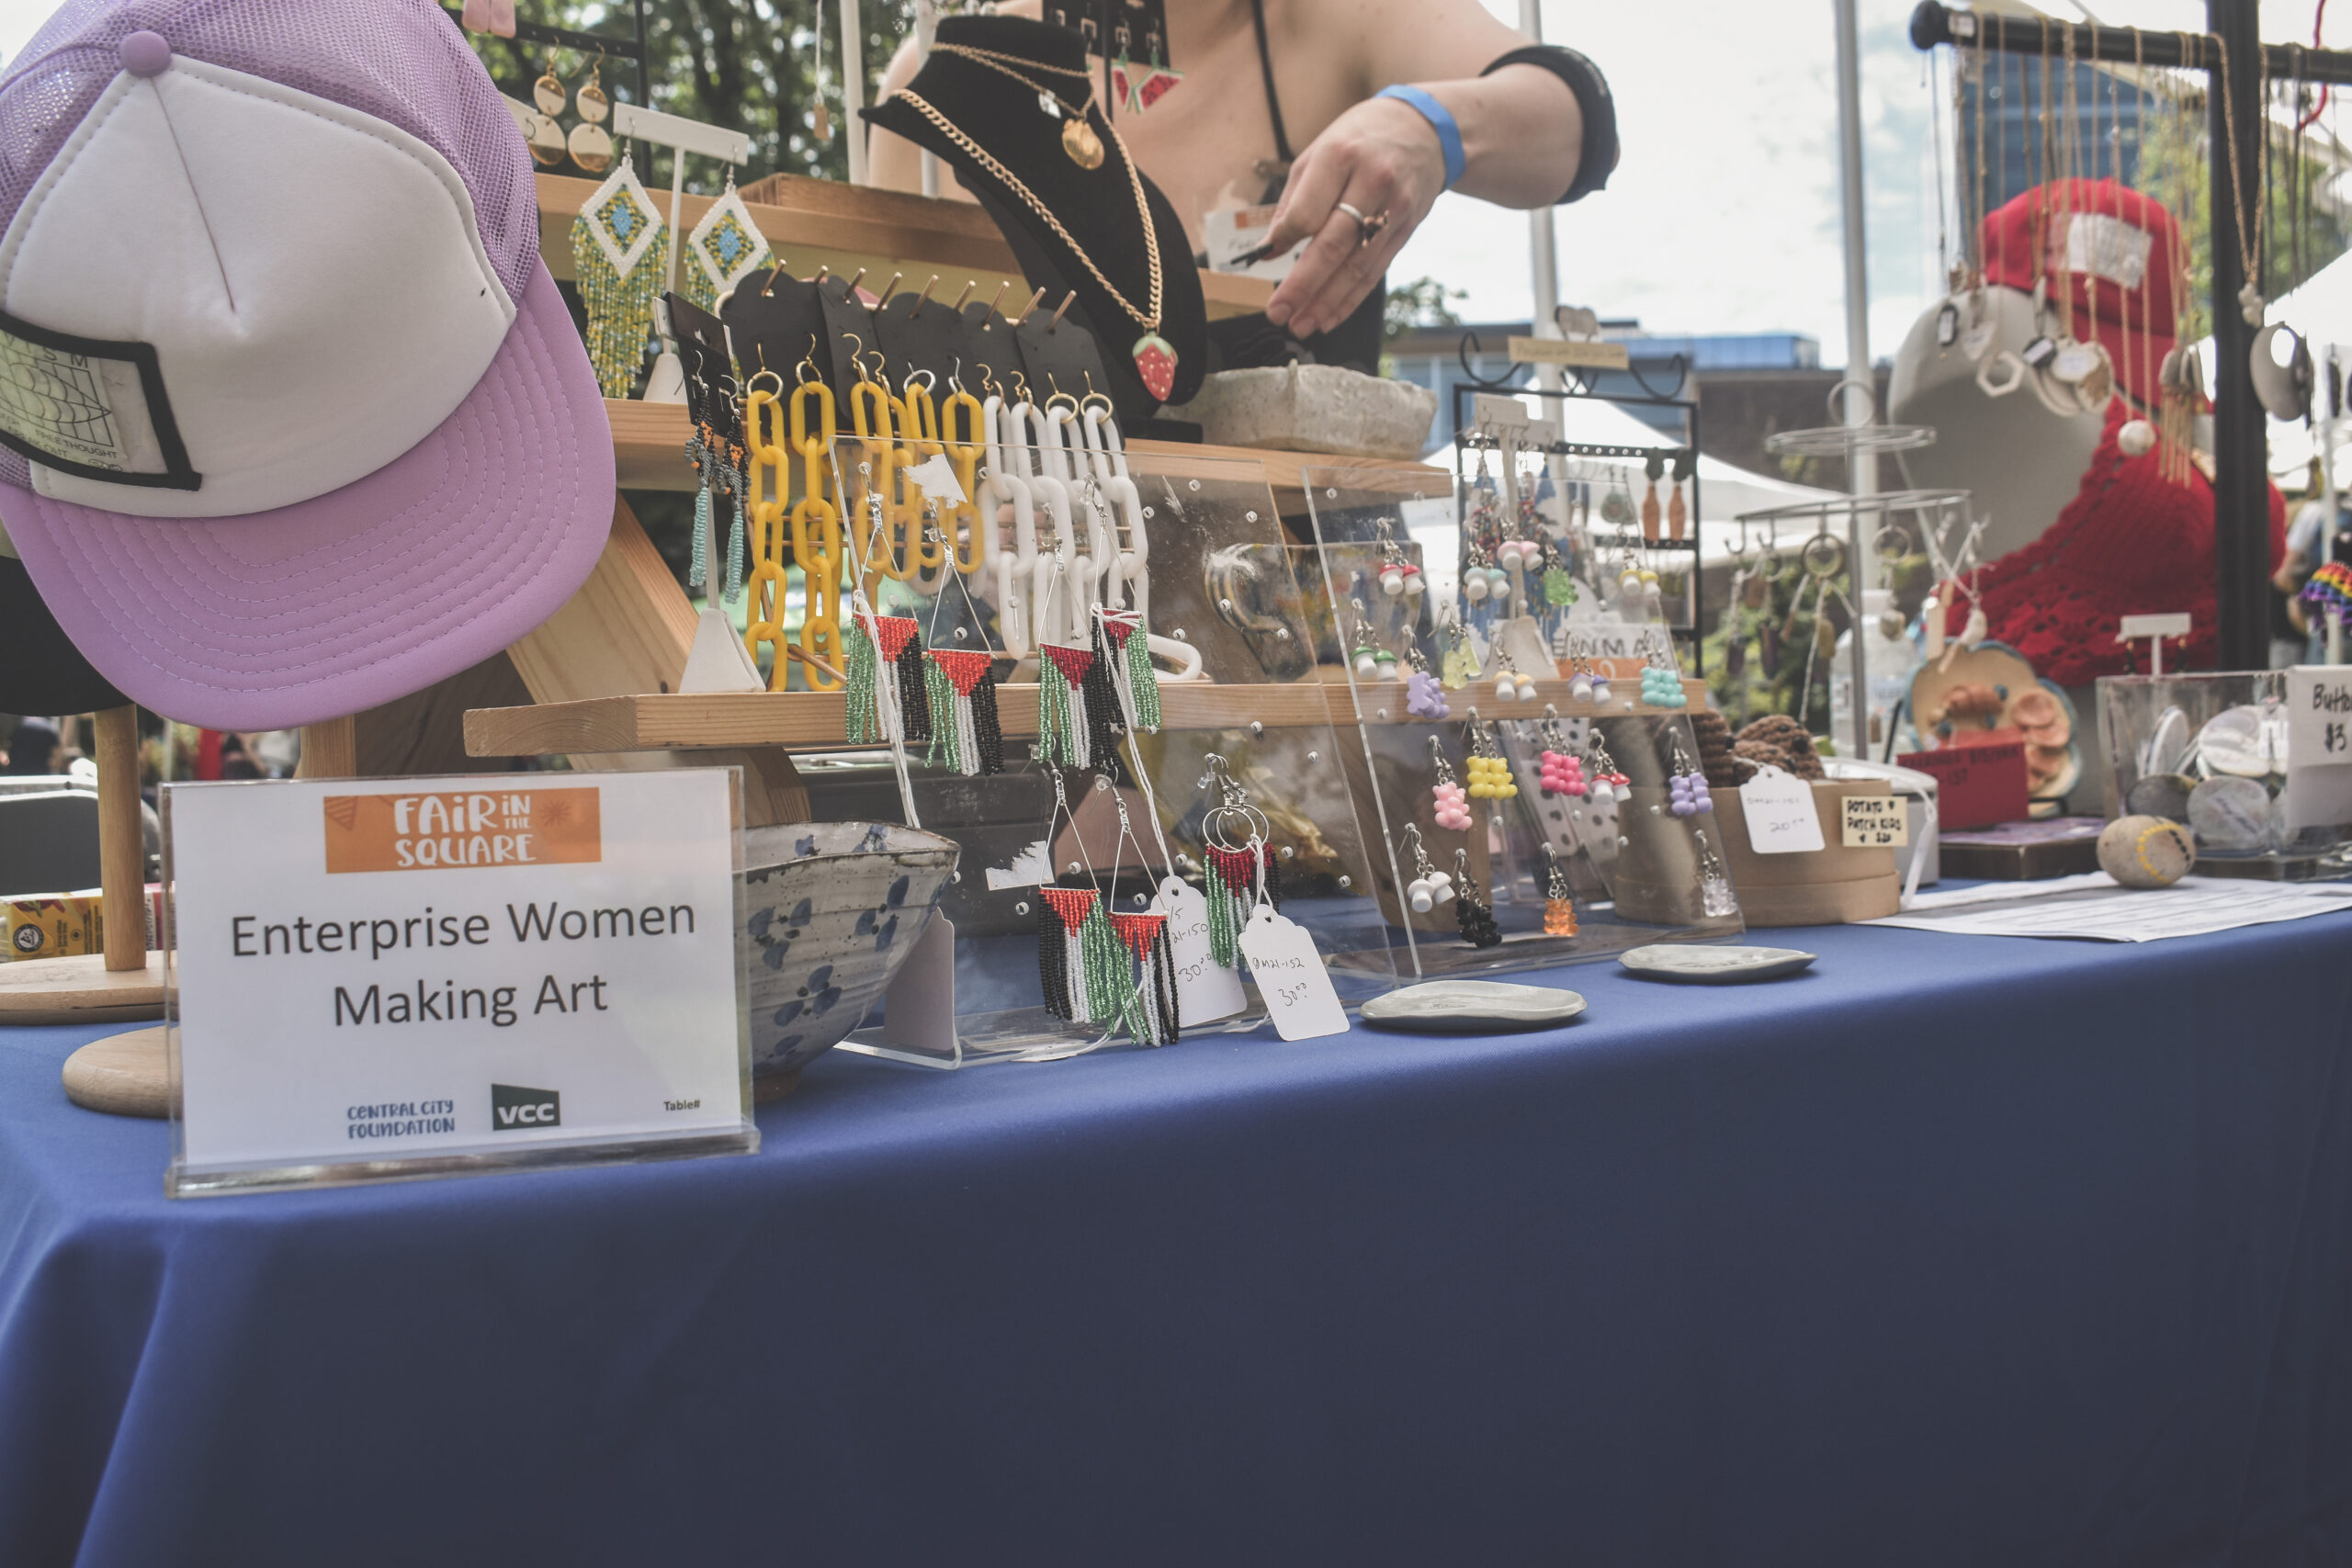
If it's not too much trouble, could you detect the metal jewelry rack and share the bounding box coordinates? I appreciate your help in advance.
[1909,0,2352,671]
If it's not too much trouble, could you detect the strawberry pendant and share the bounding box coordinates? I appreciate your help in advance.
[1132,332,1177,400]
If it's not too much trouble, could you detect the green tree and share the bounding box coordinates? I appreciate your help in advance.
[467,0,920,190]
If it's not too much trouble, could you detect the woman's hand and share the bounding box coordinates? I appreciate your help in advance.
[1259,93,1451,341]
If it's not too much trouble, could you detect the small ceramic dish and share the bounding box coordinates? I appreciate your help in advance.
[1618,943,1818,984]
[1359,980,1588,1033]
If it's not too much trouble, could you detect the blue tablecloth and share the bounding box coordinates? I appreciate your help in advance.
[6,914,2352,1567]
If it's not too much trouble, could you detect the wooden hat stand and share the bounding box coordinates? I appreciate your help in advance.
[56,716,359,1119]
[0,705,170,1028]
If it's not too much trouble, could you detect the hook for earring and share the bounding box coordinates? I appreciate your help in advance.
[1013,287,1046,324]
[908,273,939,316]
[796,333,823,386]
[1048,290,1077,329]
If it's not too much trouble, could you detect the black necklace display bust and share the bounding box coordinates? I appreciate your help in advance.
[863,16,1205,420]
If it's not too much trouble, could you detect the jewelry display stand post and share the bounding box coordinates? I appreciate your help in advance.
[839,0,868,186]
[611,102,752,403]
[0,704,171,1027]
[1909,0,2352,670]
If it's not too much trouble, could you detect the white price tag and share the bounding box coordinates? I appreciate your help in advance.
[1840,795,1910,848]
[164,771,752,1194]
[1159,876,1246,1024]
[2289,666,2352,767]
[1237,903,1346,1040]
[1739,768,1825,854]
[1204,203,1304,280]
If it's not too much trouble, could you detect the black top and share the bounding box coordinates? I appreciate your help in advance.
[1208,6,1619,376]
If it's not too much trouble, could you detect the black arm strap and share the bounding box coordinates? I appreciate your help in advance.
[1482,43,1617,205]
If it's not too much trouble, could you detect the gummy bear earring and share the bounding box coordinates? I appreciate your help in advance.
[1538,709,1587,798]
[1453,849,1500,948]
[1429,737,1471,831]
[1541,841,1578,936]
[1403,639,1449,719]
[1464,717,1517,802]
[1640,647,1688,709]
[1665,730,1713,816]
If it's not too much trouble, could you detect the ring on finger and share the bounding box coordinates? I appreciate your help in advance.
[1333,200,1371,242]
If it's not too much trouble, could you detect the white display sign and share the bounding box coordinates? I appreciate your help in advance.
[164,770,752,1195]
[1739,769,1825,854]
[2285,668,2352,829]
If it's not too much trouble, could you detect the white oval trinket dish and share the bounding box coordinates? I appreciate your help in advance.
[1359,980,1587,1033]
[1618,944,1818,984]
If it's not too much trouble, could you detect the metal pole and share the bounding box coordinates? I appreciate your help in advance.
[1834,0,1875,755]
[916,0,939,197]
[840,0,867,186]
[1520,0,1563,392]
[2210,0,2268,670]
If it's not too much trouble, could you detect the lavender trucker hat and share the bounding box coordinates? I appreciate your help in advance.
[0,0,613,729]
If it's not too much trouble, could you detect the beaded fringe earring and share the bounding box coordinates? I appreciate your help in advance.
[683,168,771,315]
[922,648,1005,775]
[1036,640,1112,771]
[845,614,932,746]
[1037,886,1125,1024]
[1111,910,1180,1044]
[571,151,665,398]
[1453,848,1500,948]
[1098,607,1161,732]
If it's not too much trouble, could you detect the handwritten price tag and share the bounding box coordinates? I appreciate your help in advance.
[1237,904,1346,1040]
[1159,876,1246,1024]
[1738,768,1824,854]
[2290,666,2352,767]
[1840,794,1910,848]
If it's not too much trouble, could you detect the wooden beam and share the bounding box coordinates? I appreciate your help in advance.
[464,677,1703,759]
[540,172,1271,320]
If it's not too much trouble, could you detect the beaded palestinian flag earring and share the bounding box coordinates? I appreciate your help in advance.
[1197,753,1279,969]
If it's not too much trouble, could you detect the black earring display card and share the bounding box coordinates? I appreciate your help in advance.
[663,292,735,434]
[816,273,879,409]
[720,268,831,393]
[872,285,980,400]
[1013,298,1115,413]
[964,301,1030,403]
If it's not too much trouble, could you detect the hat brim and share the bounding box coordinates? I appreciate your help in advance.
[0,261,613,731]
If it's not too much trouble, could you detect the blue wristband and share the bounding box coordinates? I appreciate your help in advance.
[1376,84,1464,190]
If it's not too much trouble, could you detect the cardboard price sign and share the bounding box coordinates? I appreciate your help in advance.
[1840,795,1910,848]
[2289,666,2352,767]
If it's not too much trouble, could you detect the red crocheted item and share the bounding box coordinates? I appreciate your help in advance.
[1939,399,2284,685]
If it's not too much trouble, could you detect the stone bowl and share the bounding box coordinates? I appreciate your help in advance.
[741,821,959,1093]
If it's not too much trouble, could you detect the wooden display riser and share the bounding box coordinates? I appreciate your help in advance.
[605,398,1447,499]
[537,172,1272,321]
[464,676,1709,759]
[0,953,172,1026]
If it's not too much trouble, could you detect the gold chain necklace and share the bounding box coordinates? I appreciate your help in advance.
[930,42,1103,169]
[891,86,1179,399]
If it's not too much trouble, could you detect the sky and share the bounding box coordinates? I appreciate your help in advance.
[1396,0,2352,367]
[2,0,2346,367]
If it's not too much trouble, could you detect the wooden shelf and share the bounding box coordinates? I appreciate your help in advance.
[604,398,1443,497]
[464,676,1705,759]
[539,172,1271,321]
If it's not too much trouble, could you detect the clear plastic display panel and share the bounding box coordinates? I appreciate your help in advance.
[2098,671,2352,869]
[1302,465,1743,978]
[815,435,1406,1063]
